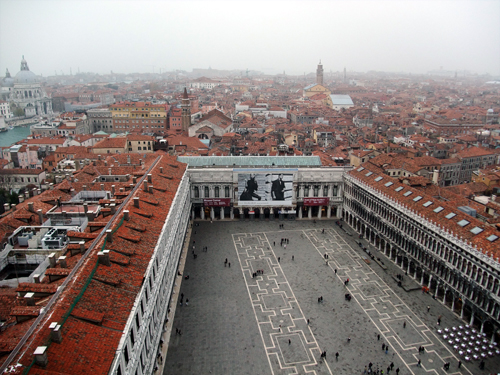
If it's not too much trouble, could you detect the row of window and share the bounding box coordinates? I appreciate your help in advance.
[193,185,230,198]
[0,176,38,183]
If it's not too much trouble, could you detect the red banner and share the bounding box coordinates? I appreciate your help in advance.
[303,197,329,206]
[204,198,231,207]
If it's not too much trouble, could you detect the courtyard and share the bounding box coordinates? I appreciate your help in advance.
[163,219,500,374]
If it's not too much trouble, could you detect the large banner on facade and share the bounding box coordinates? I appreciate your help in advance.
[303,197,329,206]
[237,170,294,206]
[204,198,231,207]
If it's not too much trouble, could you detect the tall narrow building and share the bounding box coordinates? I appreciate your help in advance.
[316,60,324,85]
[181,87,191,133]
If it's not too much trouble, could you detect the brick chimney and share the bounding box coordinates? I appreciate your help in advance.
[134,197,140,208]
[34,346,48,367]
[49,322,62,344]
[98,250,111,266]
[37,209,43,224]
[106,229,113,243]
[58,256,67,268]
[124,210,130,221]
[24,292,35,306]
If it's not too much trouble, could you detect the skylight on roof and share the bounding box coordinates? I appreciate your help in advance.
[375,176,383,182]
[470,227,483,235]
[423,201,433,207]
[413,196,423,202]
[457,219,470,227]
[365,172,373,177]
[445,213,456,219]
[395,187,403,192]
[384,182,393,187]
[434,206,444,213]
[487,235,499,242]
[357,167,365,172]
[403,191,413,197]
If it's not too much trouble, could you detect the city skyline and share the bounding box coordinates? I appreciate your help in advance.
[1,0,499,78]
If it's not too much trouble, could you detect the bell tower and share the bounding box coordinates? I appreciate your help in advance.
[316,60,324,85]
[181,87,191,133]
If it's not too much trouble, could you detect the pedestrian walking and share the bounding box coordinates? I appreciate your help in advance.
[390,362,394,370]
[427,306,430,313]
[385,347,388,354]
[395,368,399,374]
[292,255,294,261]
[458,360,461,368]
[278,257,280,263]
[224,258,227,267]
[289,339,291,345]
[228,262,231,267]
[347,337,351,343]
[284,244,286,249]
[273,241,275,246]
[335,352,339,361]
[335,269,337,274]
[377,334,380,341]
[382,343,385,350]
[417,359,421,367]
[307,319,310,325]
[387,366,390,374]
[185,298,189,305]
[403,321,406,328]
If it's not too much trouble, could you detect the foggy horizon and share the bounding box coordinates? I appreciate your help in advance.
[1,0,499,78]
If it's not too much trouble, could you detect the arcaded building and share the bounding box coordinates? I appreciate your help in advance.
[343,165,500,339]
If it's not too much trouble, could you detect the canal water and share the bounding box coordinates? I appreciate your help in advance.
[0,126,32,147]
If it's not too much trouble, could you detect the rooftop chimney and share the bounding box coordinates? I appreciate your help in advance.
[86,210,94,222]
[143,181,148,192]
[4,203,10,212]
[149,185,153,194]
[100,184,104,191]
[34,346,48,367]
[160,167,163,173]
[24,292,35,306]
[106,229,113,243]
[58,256,67,268]
[98,249,111,266]
[48,253,56,268]
[124,210,130,221]
[37,209,43,224]
[33,274,41,283]
[133,176,137,184]
[28,202,34,213]
[111,185,115,196]
[133,197,140,208]
[83,203,88,213]
[49,322,62,344]
[147,174,152,183]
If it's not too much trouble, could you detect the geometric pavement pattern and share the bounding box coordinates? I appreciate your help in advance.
[233,232,333,374]
[234,228,474,375]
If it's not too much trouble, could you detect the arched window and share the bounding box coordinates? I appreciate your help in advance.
[204,186,209,198]
[193,186,199,198]
[215,186,220,198]
[225,186,230,198]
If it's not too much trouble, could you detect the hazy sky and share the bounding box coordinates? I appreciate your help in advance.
[1,0,499,77]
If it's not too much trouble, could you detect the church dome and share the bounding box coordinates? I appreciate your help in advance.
[14,56,38,84]
[2,69,14,87]
[15,70,38,84]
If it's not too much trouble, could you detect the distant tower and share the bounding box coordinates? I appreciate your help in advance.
[181,87,191,133]
[316,60,324,85]
[343,67,347,83]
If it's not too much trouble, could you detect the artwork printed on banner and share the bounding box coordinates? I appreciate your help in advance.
[238,173,293,206]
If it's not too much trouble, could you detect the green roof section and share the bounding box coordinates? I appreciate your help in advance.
[177,156,322,167]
